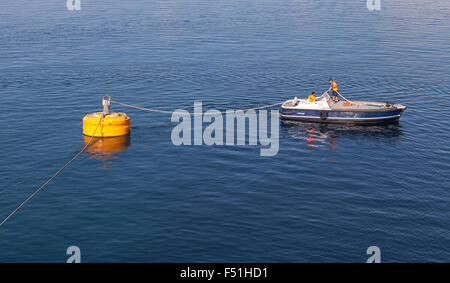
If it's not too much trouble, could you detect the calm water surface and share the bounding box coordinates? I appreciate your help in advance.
[0,0,449,262]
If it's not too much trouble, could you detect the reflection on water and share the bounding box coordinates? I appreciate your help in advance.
[83,135,130,165]
[281,121,403,150]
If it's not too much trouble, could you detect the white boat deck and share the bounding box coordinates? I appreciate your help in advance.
[282,98,404,112]
[331,101,387,111]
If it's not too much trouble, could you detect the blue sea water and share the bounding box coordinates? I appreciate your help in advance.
[0,0,449,262]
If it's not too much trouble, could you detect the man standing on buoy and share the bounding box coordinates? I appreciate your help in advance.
[327,78,339,103]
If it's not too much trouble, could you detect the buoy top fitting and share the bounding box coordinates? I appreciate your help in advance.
[83,95,130,138]
[102,95,111,116]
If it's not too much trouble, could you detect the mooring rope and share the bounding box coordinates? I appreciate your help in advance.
[0,118,103,228]
[336,90,352,103]
[0,100,282,228]
[111,100,283,115]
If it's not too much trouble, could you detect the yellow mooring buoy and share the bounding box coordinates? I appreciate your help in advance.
[83,95,130,137]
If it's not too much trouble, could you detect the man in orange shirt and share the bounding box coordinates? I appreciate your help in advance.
[327,78,339,102]
[307,92,317,103]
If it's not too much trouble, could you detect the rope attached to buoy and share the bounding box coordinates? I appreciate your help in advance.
[0,118,103,228]
[0,98,282,228]
[111,100,283,115]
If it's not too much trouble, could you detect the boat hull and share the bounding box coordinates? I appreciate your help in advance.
[279,108,404,124]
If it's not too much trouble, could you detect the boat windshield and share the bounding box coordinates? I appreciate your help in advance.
[322,92,331,105]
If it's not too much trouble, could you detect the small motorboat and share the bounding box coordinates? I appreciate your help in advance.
[279,92,406,124]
